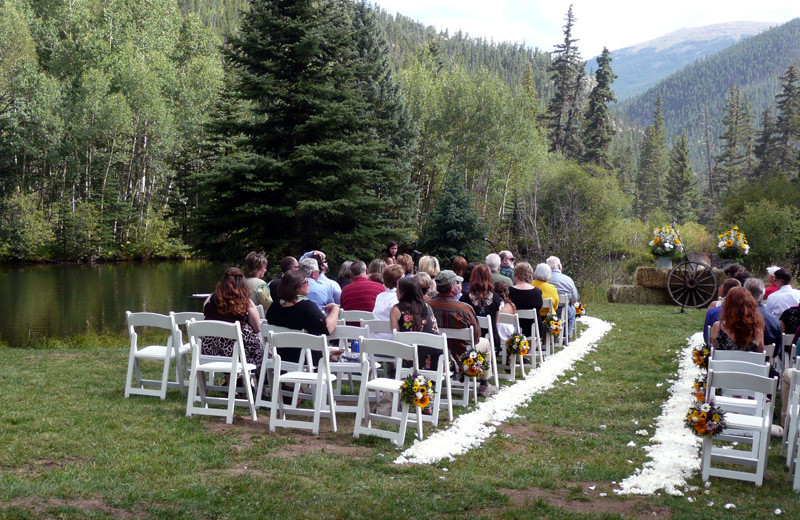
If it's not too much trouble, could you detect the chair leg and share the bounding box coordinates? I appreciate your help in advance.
[326,377,337,433]
[125,355,136,398]
[396,402,409,447]
[186,366,199,417]
[225,372,237,424]
[159,355,172,400]
[701,437,712,482]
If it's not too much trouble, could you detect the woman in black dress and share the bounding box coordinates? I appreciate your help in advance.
[508,262,543,337]
[460,264,503,350]
[390,277,439,369]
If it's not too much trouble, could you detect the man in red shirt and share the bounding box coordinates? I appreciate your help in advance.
[764,265,780,300]
[340,261,385,312]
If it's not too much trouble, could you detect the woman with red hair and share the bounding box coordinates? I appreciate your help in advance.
[710,286,765,352]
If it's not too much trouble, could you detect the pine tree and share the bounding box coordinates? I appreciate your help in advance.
[754,108,781,178]
[664,133,699,223]
[197,0,417,259]
[714,85,754,195]
[418,180,488,263]
[635,95,668,218]
[774,63,800,178]
[582,47,616,167]
[545,5,583,158]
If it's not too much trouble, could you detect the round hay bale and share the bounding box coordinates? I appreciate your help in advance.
[607,285,671,305]
[634,267,670,288]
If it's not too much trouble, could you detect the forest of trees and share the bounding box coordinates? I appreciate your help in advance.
[1,0,799,284]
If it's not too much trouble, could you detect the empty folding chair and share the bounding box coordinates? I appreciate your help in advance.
[269,331,337,434]
[496,311,528,381]
[353,337,423,447]
[328,324,372,412]
[707,358,769,415]
[475,315,500,388]
[185,319,257,424]
[392,330,452,425]
[701,369,777,486]
[516,308,544,366]
[125,311,191,399]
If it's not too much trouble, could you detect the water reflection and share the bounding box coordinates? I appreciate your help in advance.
[0,261,224,347]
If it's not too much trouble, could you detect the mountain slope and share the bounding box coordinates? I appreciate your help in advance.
[589,22,775,101]
[617,18,800,169]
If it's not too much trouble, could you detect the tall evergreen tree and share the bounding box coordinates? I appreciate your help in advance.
[635,95,668,218]
[545,5,583,157]
[714,85,754,195]
[197,0,417,259]
[582,47,616,167]
[754,108,781,178]
[774,63,800,178]
[664,133,699,223]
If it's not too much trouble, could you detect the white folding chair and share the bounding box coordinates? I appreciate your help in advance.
[782,333,797,372]
[557,293,570,348]
[476,315,500,388]
[328,324,372,412]
[392,331,452,425]
[340,309,375,323]
[125,311,191,399]
[707,358,769,414]
[353,337,423,447]
[782,369,799,465]
[710,348,766,365]
[255,304,265,320]
[254,323,300,411]
[516,308,544,366]
[185,319,257,424]
[269,331,337,434]
[496,311,527,381]
[701,369,777,486]
[438,326,480,406]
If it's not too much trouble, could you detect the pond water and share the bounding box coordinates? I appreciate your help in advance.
[0,261,226,347]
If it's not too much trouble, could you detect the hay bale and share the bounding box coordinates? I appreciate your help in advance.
[634,267,670,288]
[607,285,671,305]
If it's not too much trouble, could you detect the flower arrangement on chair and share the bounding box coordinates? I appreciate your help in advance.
[685,399,726,437]
[400,373,434,409]
[717,226,749,260]
[649,225,684,258]
[692,374,707,402]
[574,302,585,317]
[505,333,529,357]
[692,343,710,369]
[542,314,561,336]
[460,348,488,377]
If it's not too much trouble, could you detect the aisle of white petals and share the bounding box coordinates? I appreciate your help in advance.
[616,332,704,495]
[394,315,613,465]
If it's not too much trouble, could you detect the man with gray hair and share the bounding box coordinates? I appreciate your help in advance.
[744,277,781,348]
[764,265,781,300]
[299,257,335,312]
[498,250,515,279]
[546,256,580,336]
[485,253,512,285]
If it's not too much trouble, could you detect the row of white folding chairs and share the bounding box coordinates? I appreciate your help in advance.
[783,368,800,490]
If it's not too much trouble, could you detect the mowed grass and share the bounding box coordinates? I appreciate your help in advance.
[1,303,798,519]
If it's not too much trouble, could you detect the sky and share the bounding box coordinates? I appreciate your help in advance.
[372,0,800,58]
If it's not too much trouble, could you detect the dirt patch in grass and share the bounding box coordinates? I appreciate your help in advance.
[4,457,83,477]
[2,497,141,519]
[500,482,672,520]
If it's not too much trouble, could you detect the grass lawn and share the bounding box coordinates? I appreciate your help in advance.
[1,302,798,519]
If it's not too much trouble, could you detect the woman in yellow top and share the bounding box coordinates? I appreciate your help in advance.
[531,263,559,316]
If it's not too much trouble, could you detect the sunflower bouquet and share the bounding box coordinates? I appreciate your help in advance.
[685,399,726,437]
[717,226,749,260]
[692,374,707,402]
[574,302,585,317]
[649,225,684,258]
[505,333,529,356]
[400,373,434,408]
[542,314,561,336]
[692,343,710,369]
[460,348,488,377]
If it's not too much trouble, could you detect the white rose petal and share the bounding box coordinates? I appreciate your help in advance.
[627,441,636,447]
[725,503,736,510]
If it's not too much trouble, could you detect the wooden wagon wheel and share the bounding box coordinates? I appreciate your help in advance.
[667,260,718,309]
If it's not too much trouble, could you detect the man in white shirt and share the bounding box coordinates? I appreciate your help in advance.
[372,264,405,339]
[765,268,800,318]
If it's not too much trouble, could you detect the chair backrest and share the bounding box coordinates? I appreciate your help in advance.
[127,311,173,331]
[496,312,520,331]
[706,369,777,408]
[708,359,769,377]
[341,309,375,322]
[476,315,494,349]
[186,319,247,368]
[392,330,448,352]
[171,311,204,346]
[541,298,553,314]
[358,337,418,376]
[557,293,570,307]
[438,326,474,346]
[255,304,265,320]
[710,348,766,365]
[784,333,795,349]
[361,319,393,336]
[328,324,370,348]
[268,331,328,353]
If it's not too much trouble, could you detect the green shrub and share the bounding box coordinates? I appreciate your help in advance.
[0,191,55,260]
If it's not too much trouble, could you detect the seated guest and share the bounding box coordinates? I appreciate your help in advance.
[710,287,764,353]
[340,261,385,312]
[415,271,435,300]
[546,256,579,336]
[428,270,497,396]
[269,256,298,301]
[508,262,543,338]
[384,241,399,266]
[372,264,405,339]
[744,278,781,349]
[460,264,503,350]
[451,256,467,280]
[368,258,387,277]
[702,278,741,344]
[494,281,517,342]
[764,265,781,300]
[299,258,335,312]
[766,268,800,318]
[336,260,354,289]
[780,302,800,335]
[486,253,512,285]
[396,253,415,276]
[368,272,384,284]
[243,252,272,313]
[265,269,339,364]
[499,250,515,280]
[418,255,440,278]
[308,250,341,304]
[203,267,264,373]
[462,262,479,294]
[532,263,559,316]
[390,277,440,369]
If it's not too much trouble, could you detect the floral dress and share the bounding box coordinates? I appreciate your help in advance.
[714,329,758,352]
[203,296,264,372]
[395,303,439,369]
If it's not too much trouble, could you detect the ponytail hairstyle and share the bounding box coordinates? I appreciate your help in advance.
[213,267,250,316]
